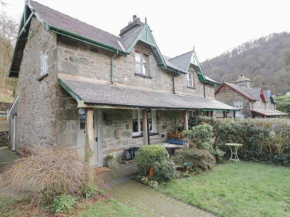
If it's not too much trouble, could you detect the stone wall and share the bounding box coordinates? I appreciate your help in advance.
[168,65,215,98]
[17,18,58,149]
[55,86,78,147]
[57,36,214,97]
[215,86,253,117]
[57,38,174,93]
[101,109,183,165]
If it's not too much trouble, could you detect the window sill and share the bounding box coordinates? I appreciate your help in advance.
[37,73,48,81]
[132,132,159,138]
[135,73,152,79]
[187,86,196,89]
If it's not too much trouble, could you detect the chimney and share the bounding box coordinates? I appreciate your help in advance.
[120,15,142,36]
[235,75,251,88]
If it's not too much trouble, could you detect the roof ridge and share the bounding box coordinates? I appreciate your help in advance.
[169,50,193,60]
[30,1,121,40]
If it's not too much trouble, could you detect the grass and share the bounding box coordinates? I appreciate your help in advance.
[77,198,146,217]
[159,162,290,217]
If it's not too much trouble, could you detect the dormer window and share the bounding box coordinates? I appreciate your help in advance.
[187,72,194,88]
[135,51,149,76]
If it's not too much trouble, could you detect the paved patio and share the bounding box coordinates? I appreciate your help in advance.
[106,163,216,217]
[0,146,18,173]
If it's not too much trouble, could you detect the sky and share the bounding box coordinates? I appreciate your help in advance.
[2,0,290,61]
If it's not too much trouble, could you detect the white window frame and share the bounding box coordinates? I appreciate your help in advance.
[132,110,156,136]
[234,100,243,109]
[187,72,194,87]
[40,49,49,76]
[135,51,150,76]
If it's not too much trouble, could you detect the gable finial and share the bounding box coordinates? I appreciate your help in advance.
[145,17,147,24]
[193,46,195,51]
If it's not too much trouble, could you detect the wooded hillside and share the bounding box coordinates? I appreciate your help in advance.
[201,32,290,95]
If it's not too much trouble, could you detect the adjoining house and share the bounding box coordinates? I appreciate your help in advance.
[215,75,287,118]
[8,1,238,166]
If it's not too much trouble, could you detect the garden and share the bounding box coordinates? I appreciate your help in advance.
[133,117,290,216]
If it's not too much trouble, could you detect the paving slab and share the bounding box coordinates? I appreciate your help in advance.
[107,173,216,217]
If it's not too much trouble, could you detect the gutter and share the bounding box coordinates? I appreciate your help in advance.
[110,51,119,83]
[46,25,128,56]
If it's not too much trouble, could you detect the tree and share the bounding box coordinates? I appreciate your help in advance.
[0,7,18,95]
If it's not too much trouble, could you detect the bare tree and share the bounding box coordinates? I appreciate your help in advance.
[0,10,18,90]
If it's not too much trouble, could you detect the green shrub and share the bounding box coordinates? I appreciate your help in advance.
[192,116,290,166]
[173,148,216,171]
[183,124,224,161]
[134,145,168,175]
[183,124,213,150]
[153,160,176,182]
[80,183,97,198]
[52,194,76,213]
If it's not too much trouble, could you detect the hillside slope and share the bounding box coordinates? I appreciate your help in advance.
[201,32,290,94]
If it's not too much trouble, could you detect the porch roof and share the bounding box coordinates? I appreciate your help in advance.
[59,77,238,111]
[251,109,288,117]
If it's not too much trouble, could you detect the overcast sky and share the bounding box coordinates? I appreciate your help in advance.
[2,0,290,61]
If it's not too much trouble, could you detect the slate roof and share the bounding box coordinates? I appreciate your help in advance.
[59,78,238,111]
[251,109,287,116]
[248,88,262,101]
[118,23,144,51]
[222,82,256,101]
[169,51,193,71]
[10,1,218,85]
[30,1,124,50]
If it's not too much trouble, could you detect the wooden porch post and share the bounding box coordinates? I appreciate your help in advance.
[142,110,148,145]
[233,111,236,119]
[223,111,226,118]
[86,109,94,164]
[183,110,189,131]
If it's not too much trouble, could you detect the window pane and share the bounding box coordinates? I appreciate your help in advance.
[135,52,141,63]
[80,114,86,130]
[133,119,138,132]
[135,63,141,74]
[148,120,152,131]
[142,54,148,63]
[142,64,147,75]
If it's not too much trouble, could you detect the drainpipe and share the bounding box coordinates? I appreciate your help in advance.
[110,51,119,84]
[172,72,178,94]
[203,83,206,98]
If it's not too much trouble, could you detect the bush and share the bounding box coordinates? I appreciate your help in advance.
[192,116,290,166]
[134,145,168,175]
[153,160,176,182]
[52,194,76,213]
[80,183,98,198]
[183,124,224,161]
[183,124,213,150]
[0,147,106,205]
[173,148,216,171]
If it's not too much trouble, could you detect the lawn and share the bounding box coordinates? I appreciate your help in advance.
[77,198,146,217]
[159,162,290,217]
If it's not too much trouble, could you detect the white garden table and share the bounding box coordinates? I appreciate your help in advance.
[225,143,243,162]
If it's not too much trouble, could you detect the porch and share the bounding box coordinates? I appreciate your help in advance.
[58,75,238,167]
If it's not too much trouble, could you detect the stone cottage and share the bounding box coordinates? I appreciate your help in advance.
[8,1,237,166]
[215,75,287,118]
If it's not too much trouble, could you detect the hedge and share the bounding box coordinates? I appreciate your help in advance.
[189,116,290,166]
